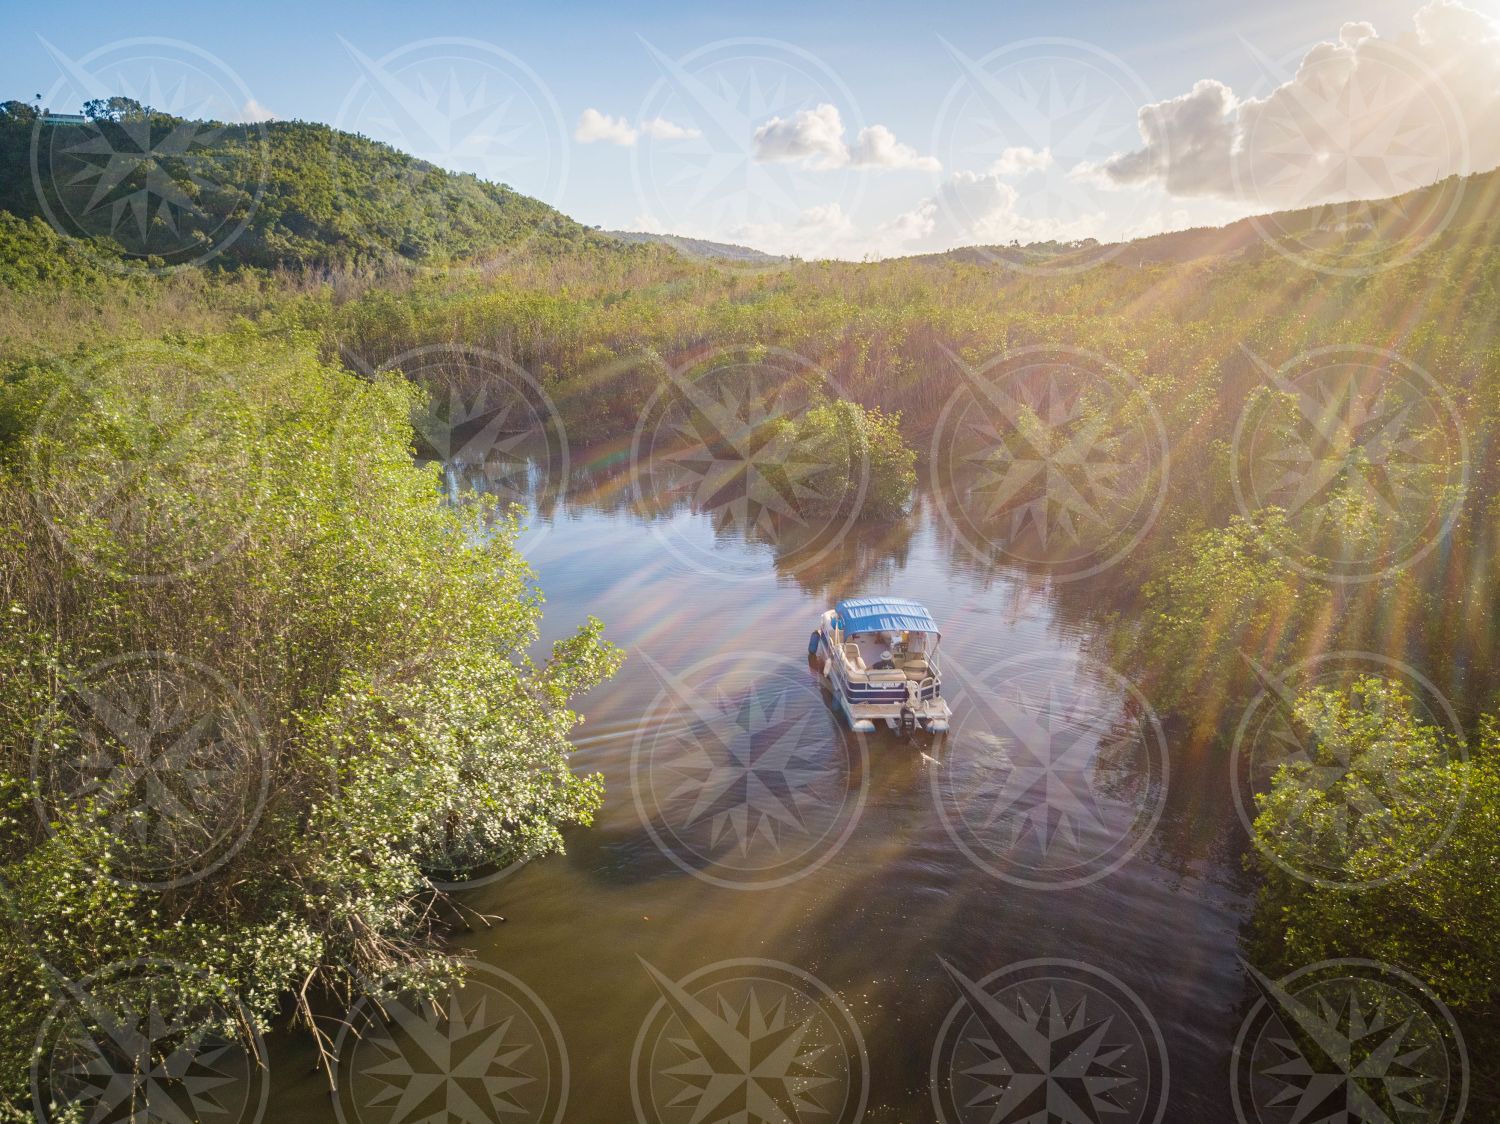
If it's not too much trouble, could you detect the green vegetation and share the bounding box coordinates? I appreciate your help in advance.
[3,104,1497,711]
[3,98,1500,1110]
[778,399,916,519]
[0,104,603,271]
[0,331,620,1100]
[1126,510,1316,736]
[1248,680,1500,1055]
[3,110,1497,698]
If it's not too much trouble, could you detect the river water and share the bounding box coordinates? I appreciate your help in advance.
[268,463,1255,1123]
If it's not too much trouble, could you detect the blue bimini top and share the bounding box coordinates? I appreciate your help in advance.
[834,597,939,637]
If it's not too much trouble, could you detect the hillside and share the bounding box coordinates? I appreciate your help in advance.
[0,101,604,270]
[604,229,786,264]
[5,96,1498,279]
[919,168,1500,270]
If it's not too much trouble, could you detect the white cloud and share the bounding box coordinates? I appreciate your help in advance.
[752,104,850,168]
[877,200,939,245]
[240,98,275,123]
[991,146,1053,176]
[577,110,702,146]
[575,108,638,146]
[932,171,1021,240]
[685,146,1128,258]
[850,124,943,171]
[794,202,860,239]
[1102,79,1237,195]
[751,103,940,172]
[1064,159,1134,191]
[660,164,1115,260]
[726,170,1102,260]
[728,196,971,259]
[926,170,1103,246]
[639,116,701,141]
[1103,0,1500,207]
[1121,208,1193,240]
[730,201,860,257]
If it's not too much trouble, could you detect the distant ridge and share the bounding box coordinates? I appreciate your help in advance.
[1076,173,1498,268]
[907,170,1500,270]
[3,97,1496,276]
[604,230,786,264]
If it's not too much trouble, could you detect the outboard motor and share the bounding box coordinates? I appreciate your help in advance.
[898,680,920,739]
[898,706,917,739]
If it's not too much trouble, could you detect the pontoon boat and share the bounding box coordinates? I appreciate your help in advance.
[808,597,951,737]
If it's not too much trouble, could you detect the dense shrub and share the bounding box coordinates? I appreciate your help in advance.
[1249,681,1500,1015]
[775,398,916,519]
[0,331,620,1102]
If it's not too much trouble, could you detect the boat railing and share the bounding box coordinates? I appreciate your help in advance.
[906,675,940,701]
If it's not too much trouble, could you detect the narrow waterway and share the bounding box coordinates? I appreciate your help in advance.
[269,470,1255,1123]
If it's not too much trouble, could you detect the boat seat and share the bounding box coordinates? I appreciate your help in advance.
[842,642,866,671]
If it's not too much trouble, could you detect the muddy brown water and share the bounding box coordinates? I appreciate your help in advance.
[265,474,1255,1123]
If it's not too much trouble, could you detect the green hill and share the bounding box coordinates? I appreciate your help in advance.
[0,101,602,270]
[5,96,1497,278]
[604,229,787,264]
[917,169,1500,270]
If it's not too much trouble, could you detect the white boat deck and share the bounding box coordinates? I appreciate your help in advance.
[841,630,935,682]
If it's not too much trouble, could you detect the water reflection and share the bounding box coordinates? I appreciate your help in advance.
[446,448,1235,888]
[264,444,1261,1123]
[460,446,918,600]
[628,348,867,582]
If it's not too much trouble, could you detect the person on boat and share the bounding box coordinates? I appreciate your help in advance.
[873,650,896,670]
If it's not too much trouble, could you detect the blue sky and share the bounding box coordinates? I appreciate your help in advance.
[6,0,1497,257]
